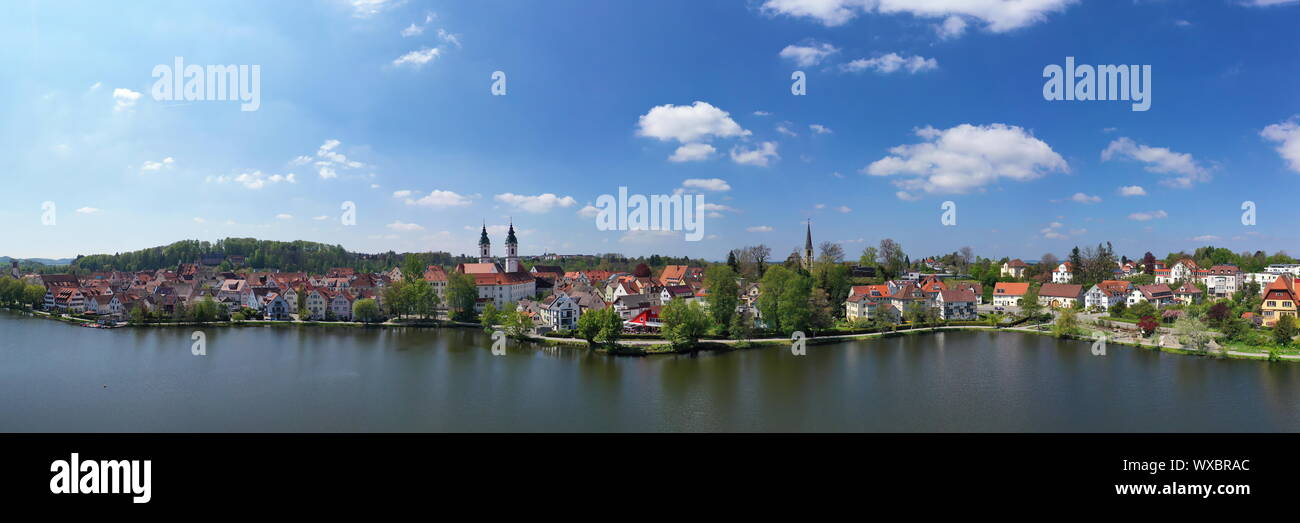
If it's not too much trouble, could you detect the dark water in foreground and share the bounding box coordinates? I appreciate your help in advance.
[2,311,1299,432]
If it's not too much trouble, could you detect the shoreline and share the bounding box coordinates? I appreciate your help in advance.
[7,306,1297,363]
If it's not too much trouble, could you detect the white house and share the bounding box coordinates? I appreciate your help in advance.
[936,289,978,320]
[1199,265,1241,298]
[1084,281,1131,310]
[539,293,579,331]
[1051,262,1074,284]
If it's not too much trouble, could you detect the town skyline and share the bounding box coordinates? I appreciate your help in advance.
[4,0,1300,260]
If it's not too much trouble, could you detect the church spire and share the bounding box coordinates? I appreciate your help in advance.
[803,220,814,270]
[478,222,490,247]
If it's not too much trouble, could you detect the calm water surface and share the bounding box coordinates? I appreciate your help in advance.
[3,311,1299,432]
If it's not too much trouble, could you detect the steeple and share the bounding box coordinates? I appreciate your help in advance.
[478,222,492,263]
[803,220,814,271]
[504,219,520,272]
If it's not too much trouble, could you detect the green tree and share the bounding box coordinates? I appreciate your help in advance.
[480,302,500,332]
[777,274,813,334]
[353,298,382,323]
[503,309,533,338]
[703,265,739,333]
[1273,315,1296,347]
[191,299,220,323]
[661,299,711,348]
[1175,315,1213,353]
[1052,307,1079,338]
[445,271,479,321]
[807,288,835,332]
[596,308,623,346]
[729,309,754,341]
[757,265,793,332]
[1020,284,1043,319]
[576,309,603,347]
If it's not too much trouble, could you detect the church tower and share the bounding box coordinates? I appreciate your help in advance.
[478,223,492,264]
[803,220,814,271]
[505,220,520,273]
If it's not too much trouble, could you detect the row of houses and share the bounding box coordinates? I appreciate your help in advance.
[844,276,982,322]
[518,264,710,332]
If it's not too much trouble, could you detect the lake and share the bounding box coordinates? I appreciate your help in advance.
[3,310,1299,432]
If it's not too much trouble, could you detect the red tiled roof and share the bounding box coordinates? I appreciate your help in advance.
[993,282,1030,296]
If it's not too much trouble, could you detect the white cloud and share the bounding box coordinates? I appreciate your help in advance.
[494,193,577,213]
[298,139,365,179]
[669,143,717,162]
[809,124,833,134]
[1101,137,1209,188]
[349,0,397,18]
[392,189,414,199]
[193,217,206,224]
[935,15,967,39]
[682,178,731,192]
[1261,116,1300,173]
[759,0,1077,34]
[406,189,475,208]
[401,23,424,37]
[75,207,100,214]
[1243,0,1300,6]
[577,204,600,218]
[88,81,102,91]
[841,53,938,74]
[836,205,852,213]
[1069,192,1101,204]
[141,157,175,171]
[387,220,425,231]
[437,28,462,48]
[747,225,774,232]
[1118,185,1147,197]
[776,123,798,137]
[313,215,329,221]
[1040,221,1084,240]
[778,41,840,67]
[895,191,921,201]
[112,88,141,112]
[1128,210,1169,221]
[753,111,771,116]
[393,47,440,68]
[636,101,750,143]
[1192,235,1221,242]
[208,170,297,190]
[276,214,293,220]
[864,123,1067,196]
[730,141,780,167]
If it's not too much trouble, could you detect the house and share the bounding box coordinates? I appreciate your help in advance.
[262,292,291,320]
[1172,282,1203,305]
[1000,259,1028,278]
[328,291,355,320]
[1156,258,1198,285]
[302,288,328,320]
[613,293,658,320]
[538,293,579,332]
[660,285,695,303]
[657,265,702,287]
[992,282,1030,308]
[1199,265,1241,298]
[86,294,123,318]
[1037,283,1083,309]
[626,306,663,333]
[844,285,890,321]
[950,282,983,304]
[936,289,978,320]
[888,283,930,316]
[1051,262,1074,284]
[1265,264,1300,276]
[1084,281,1131,310]
[423,265,449,304]
[1261,274,1298,327]
[1128,284,1175,308]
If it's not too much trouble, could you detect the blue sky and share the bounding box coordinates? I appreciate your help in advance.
[2,0,1299,262]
